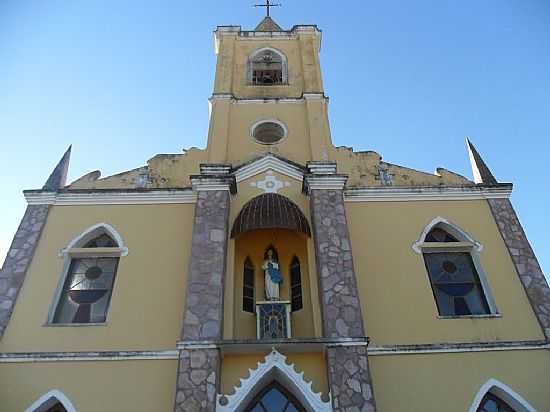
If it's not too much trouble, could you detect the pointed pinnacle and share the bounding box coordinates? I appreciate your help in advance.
[466,138,497,185]
[43,145,72,191]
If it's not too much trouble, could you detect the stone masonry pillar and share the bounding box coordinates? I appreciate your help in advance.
[174,165,234,412]
[0,205,49,338]
[305,162,377,412]
[488,198,550,340]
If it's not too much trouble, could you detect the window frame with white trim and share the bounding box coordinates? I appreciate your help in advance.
[413,217,498,318]
[47,223,127,326]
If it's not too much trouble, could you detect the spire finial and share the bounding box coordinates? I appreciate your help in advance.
[43,145,72,191]
[254,0,281,17]
[466,138,498,185]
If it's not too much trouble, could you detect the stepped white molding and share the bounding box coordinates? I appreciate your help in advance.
[216,349,331,412]
[235,154,304,183]
[24,190,197,206]
[344,185,512,202]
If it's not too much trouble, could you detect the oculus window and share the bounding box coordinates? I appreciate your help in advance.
[252,121,286,145]
[422,227,491,316]
[52,232,120,324]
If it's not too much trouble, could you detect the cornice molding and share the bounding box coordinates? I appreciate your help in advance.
[209,94,328,105]
[303,175,348,193]
[24,190,197,206]
[344,185,513,202]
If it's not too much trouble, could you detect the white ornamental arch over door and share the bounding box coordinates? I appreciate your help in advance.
[216,349,331,412]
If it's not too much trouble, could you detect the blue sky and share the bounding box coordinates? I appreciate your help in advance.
[0,1,548,278]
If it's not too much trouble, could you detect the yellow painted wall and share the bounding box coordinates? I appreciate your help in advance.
[346,200,545,345]
[0,204,194,352]
[221,351,329,401]
[0,359,177,412]
[370,349,550,412]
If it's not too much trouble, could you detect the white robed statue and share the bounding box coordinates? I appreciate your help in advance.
[262,248,283,300]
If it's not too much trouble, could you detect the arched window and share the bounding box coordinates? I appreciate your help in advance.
[245,382,307,412]
[50,224,126,324]
[290,257,302,312]
[243,257,255,313]
[415,218,496,317]
[249,48,287,85]
[469,379,536,412]
[25,390,76,412]
[477,393,516,412]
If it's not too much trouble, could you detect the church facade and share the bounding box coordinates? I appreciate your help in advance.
[1,16,549,412]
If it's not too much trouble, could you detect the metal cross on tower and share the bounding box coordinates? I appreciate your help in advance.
[254,0,281,17]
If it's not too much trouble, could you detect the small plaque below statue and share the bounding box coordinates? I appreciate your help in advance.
[256,301,291,339]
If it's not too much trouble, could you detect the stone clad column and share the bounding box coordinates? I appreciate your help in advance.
[488,198,550,340]
[0,205,49,338]
[174,164,234,412]
[0,146,70,339]
[305,162,377,412]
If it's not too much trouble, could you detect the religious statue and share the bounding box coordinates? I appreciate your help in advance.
[262,247,282,300]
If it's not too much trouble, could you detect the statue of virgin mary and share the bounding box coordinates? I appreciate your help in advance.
[262,247,282,300]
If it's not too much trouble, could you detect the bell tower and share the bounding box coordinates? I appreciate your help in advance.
[206,16,332,164]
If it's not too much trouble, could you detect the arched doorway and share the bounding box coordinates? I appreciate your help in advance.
[244,381,306,412]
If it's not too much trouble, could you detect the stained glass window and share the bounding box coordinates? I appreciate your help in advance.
[258,303,288,339]
[423,227,490,316]
[243,257,255,313]
[477,393,516,412]
[46,403,68,412]
[53,234,119,324]
[290,257,302,312]
[245,382,306,412]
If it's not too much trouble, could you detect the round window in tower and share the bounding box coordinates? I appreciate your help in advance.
[251,120,287,145]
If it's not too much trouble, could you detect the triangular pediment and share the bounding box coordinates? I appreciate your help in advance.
[233,154,306,183]
[255,16,283,32]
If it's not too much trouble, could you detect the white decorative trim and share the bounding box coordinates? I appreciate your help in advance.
[250,171,291,193]
[235,154,304,183]
[305,175,348,191]
[368,342,550,356]
[59,223,128,257]
[250,118,288,145]
[412,216,483,254]
[25,190,197,206]
[344,186,512,202]
[468,379,537,412]
[1,350,179,363]
[216,349,331,412]
[25,390,77,412]
[208,95,326,105]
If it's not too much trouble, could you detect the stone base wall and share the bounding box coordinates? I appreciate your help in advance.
[488,198,550,339]
[0,205,49,338]
[327,346,377,412]
[174,348,220,412]
[310,189,364,338]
